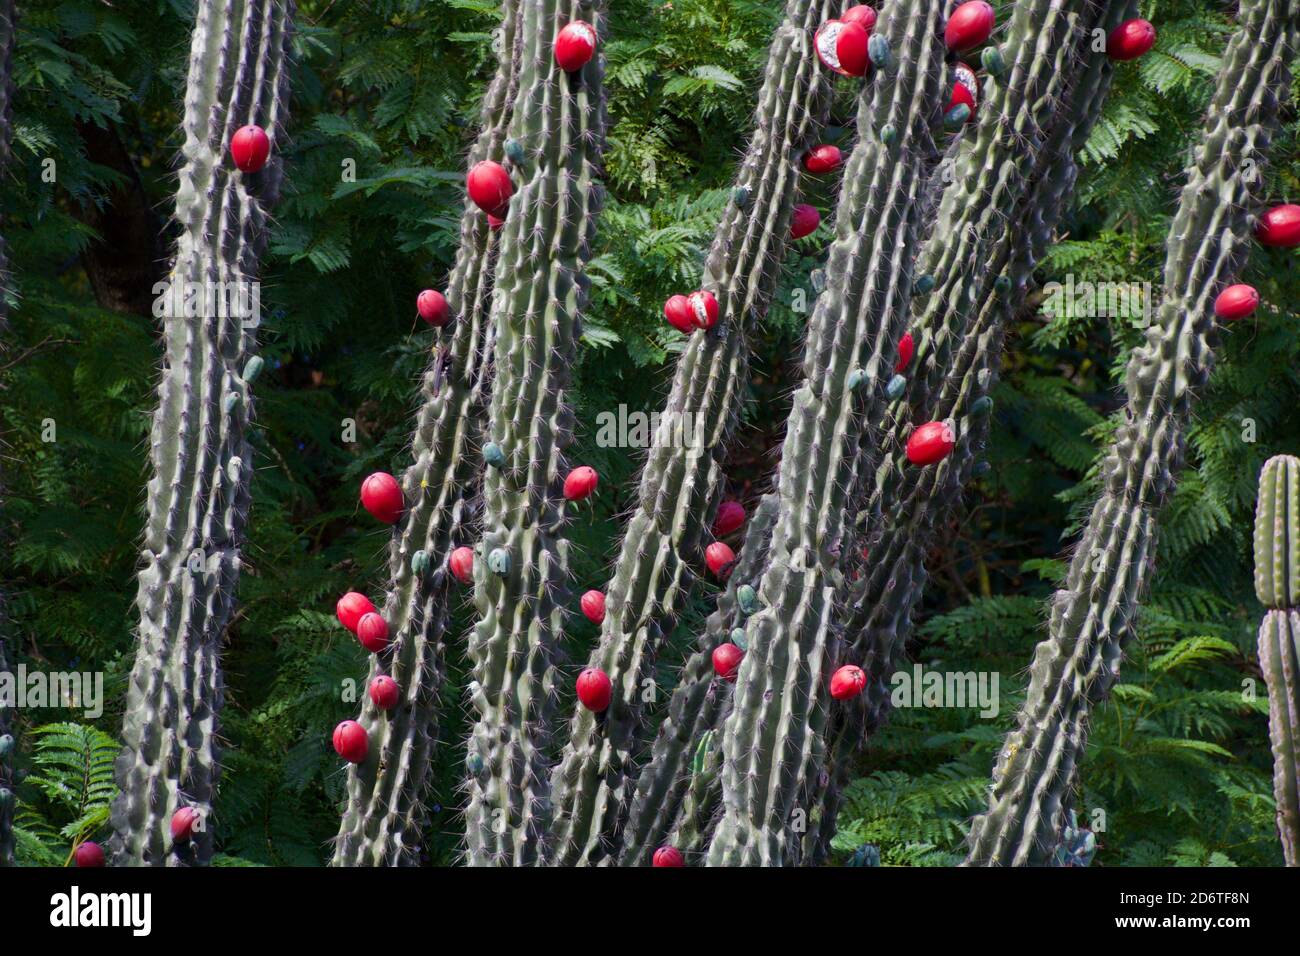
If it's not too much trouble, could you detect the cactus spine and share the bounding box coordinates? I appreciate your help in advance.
[109,0,294,867]
[966,0,1300,866]
[331,0,523,868]
[0,0,16,869]
[463,0,608,866]
[1254,455,1300,864]
[547,0,842,867]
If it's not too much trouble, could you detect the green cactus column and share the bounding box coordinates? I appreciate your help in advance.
[966,0,1299,867]
[1254,455,1300,865]
[707,0,947,867]
[464,0,607,867]
[0,0,17,869]
[547,0,842,868]
[332,0,523,868]
[109,0,294,867]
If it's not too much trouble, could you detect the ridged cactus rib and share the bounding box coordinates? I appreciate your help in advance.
[109,0,294,867]
[464,0,607,867]
[0,0,16,868]
[707,0,947,868]
[545,0,841,866]
[966,0,1300,867]
[1254,455,1300,864]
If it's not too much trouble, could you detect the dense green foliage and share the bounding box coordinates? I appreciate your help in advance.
[1,0,1297,865]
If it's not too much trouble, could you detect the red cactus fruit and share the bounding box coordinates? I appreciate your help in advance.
[895,331,915,373]
[830,664,867,701]
[687,290,720,330]
[652,845,685,867]
[803,144,843,174]
[360,472,404,524]
[814,19,870,77]
[449,546,475,584]
[1107,18,1156,61]
[712,500,746,537]
[580,589,607,625]
[564,465,599,501]
[906,421,956,466]
[230,124,270,173]
[945,1,994,52]
[663,294,696,332]
[1256,204,1300,247]
[337,591,377,633]
[369,675,400,710]
[487,212,506,230]
[1214,284,1260,321]
[554,20,597,72]
[356,612,390,653]
[790,204,821,240]
[841,4,877,31]
[705,541,736,579]
[75,840,106,867]
[171,806,201,842]
[467,160,513,215]
[712,642,745,682]
[949,62,978,117]
[417,289,450,326]
[576,667,613,712]
[333,719,369,763]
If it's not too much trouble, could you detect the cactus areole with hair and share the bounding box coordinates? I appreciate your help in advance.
[1107,19,1156,61]
[576,668,613,713]
[360,472,404,524]
[333,720,369,764]
[449,546,475,585]
[171,807,200,843]
[712,642,745,682]
[895,332,915,373]
[564,466,599,501]
[653,845,685,867]
[554,20,597,72]
[75,840,106,867]
[230,124,270,173]
[580,589,606,624]
[1256,204,1300,247]
[815,19,870,78]
[944,1,994,52]
[712,500,746,537]
[705,541,736,579]
[369,676,400,711]
[687,290,720,330]
[417,289,450,326]
[467,160,513,215]
[1214,284,1261,321]
[830,664,868,701]
[906,421,956,466]
[356,612,390,653]
[790,204,821,239]
[803,144,843,174]
[336,591,376,633]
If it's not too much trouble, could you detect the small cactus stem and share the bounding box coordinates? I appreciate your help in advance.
[707,0,947,868]
[331,0,524,868]
[0,0,17,868]
[109,0,293,868]
[464,0,608,867]
[966,0,1300,867]
[1254,455,1300,864]
[546,0,844,867]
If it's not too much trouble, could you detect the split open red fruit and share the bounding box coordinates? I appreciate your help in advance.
[337,591,376,633]
[1107,18,1156,61]
[554,20,597,71]
[417,289,450,326]
[576,667,613,712]
[369,675,400,710]
[841,5,877,31]
[75,840,106,867]
[815,19,870,77]
[895,332,915,373]
[712,500,746,537]
[333,720,369,763]
[830,664,867,700]
[564,466,599,501]
[949,62,978,118]
[449,546,475,584]
[687,290,720,330]
[653,845,685,867]
[171,806,201,842]
[906,421,956,466]
[712,642,744,682]
[705,541,736,579]
[945,1,994,52]
[230,124,270,173]
[790,204,821,239]
[467,160,513,215]
[664,294,696,332]
[1256,204,1300,247]
[1214,284,1260,321]
[361,472,404,524]
[803,144,843,174]
[580,589,607,625]
[356,612,390,653]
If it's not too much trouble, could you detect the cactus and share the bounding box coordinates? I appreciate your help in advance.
[546,0,843,868]
[1254,455,1300,865]
[462,0,608,867]
[0,0,16,869]
[966,0,1300,866]
[109,0,294,866]
[331,0,524,868]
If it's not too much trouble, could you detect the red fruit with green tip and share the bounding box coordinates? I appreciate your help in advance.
[1107,18,1156,61]
[687,290,719,330]
[336,591,376,633]
[790,204,821,239]
[449,546,475,584]
[712,500,746,537]
[75,840,106,867]
[1256,204,1300,247]
[945,1,994,52]
[906,421,956,466]
[664,294,696,332]
[712,642,744,682]
[705,541,736,579]
[356,612,390,653]
[230,124,270,173]
[830,664,867,700]
[554,20,597,72]
[803,144,843,174]
[895,332,914,373]
[814,19,870,77]
[841,5,877,31]
[417,289,449,326]
[653,845,685,867]
[361,472,404,524]
[1214,284,1260,321]
[369,675,400,710]
[564,466,599,501]
[467,160,513,215]
[576,667,612,712]
[333,720,369,763]
[171,806,200,842]
[580,589,606,625]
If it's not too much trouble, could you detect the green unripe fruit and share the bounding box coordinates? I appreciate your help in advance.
[944,103,971,129]
[981,45,1005,76]
[730,627,748,652]
[846,367,869,391]
[467,752,485,774]
[880,123,897,145]
[886,374,907,400]
[970,395,993,416]
[243,356,264,382]
[868,34,892,71]
[737,584,758,615]
[411,550,430,575]
[483,441,506,468]
[487,547,512,577]
[504,138,525,164]
[733,185,751,207]
[914,274,935,295]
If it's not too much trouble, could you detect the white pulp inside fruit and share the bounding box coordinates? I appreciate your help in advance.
[571,22,596,47]
[816,22,844,71]
[954,63,978,105]
[690,294,710,325]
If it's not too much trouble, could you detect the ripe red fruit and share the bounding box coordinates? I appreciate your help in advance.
[171,806,200,842]
[790,204,821,239]
[75,840,106,867]
[576,667,613,712]
[830,664,867,701]
[652,845,685,867]
[895,332,915,373]
[356,612,390,653]
[467,160,513,215]
[580,589,606,625]
[554,20,597,72]
[841,5,877,31]
[333,719,369,763]
[945,2,994,52]
[361,472,404,524]
[815,19,870,77]
[906,421,956,466]
[230,124,271,173]
[417,289,450,326]
[449,546,475,584]
[712,500,746,537]
[705,541,736,579]
[369,675,400,710]
[1256,204,1300,247]
[712,642,744,682]
[664,294,696,332]
[949,62,978,117]
[337,591,377,633]
[687,290,720,330]
[1107,18,1156,61]
[803,144,843,174]
[1214,284,1260,321]
[564,465,599,501]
